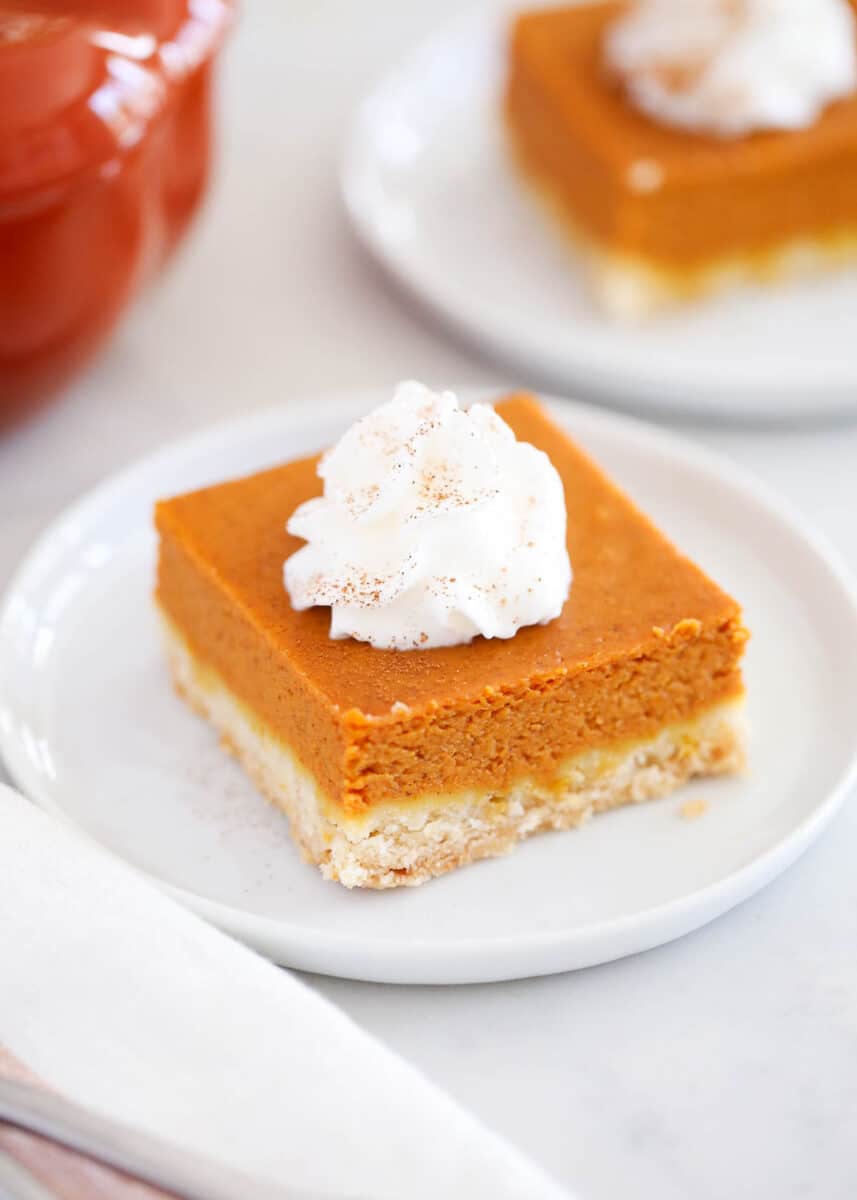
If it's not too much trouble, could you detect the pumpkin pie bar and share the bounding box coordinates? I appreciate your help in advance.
[155,395,748,888]
[506,2,857,316]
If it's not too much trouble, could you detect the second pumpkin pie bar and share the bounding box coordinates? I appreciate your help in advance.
[506,2,857,315]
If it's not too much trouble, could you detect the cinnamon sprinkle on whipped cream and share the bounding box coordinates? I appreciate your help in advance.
[284,382,572,650]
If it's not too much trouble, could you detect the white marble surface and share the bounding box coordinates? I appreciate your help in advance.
[2,3,857,1197]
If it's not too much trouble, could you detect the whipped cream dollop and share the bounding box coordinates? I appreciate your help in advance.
[605,0,857,138]
[284,382,572,651]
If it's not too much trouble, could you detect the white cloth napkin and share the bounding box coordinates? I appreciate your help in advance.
[0,785,569,1200]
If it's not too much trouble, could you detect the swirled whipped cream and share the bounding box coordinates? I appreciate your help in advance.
[284,382,572,650]
[605,0,857,138]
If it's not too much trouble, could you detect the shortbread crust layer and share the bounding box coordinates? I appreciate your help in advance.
[164,616,746,890]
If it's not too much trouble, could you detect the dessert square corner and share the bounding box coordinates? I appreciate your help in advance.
[154,393,748,889]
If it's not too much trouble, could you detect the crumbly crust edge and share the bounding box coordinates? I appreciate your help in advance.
[162,615,747,889]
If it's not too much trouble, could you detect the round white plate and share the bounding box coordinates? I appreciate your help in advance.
[342,3,857,422]
[2,390,857,984]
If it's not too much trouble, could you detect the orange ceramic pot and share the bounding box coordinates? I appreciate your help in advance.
[0,0,233,424]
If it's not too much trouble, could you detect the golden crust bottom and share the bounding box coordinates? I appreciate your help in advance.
[162,616,747,890]
[588,235,857,320]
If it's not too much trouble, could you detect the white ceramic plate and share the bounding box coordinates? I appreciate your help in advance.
[2,390,857,984]
[342,3,857,422]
